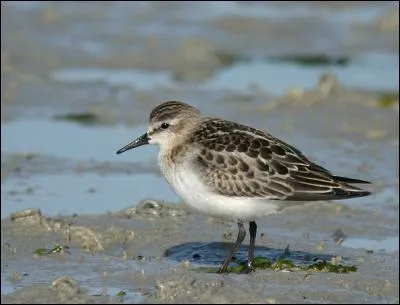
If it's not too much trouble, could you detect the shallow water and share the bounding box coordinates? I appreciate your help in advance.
[1,1,399,304]
[203,52,399,94]
[1,120,153,163]
[341,236,399,252]
[1,172,178,216]
[48,51,399,96]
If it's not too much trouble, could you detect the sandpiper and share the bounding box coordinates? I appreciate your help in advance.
[116,101,371,273]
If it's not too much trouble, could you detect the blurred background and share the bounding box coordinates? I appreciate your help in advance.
[1,2,399,302]
[1,1,398,216]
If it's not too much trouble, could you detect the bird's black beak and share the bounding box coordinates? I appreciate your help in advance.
[116,133,149,154]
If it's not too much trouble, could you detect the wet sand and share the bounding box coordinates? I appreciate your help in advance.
[1,1,399,304]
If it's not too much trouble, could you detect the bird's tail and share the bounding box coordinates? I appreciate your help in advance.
[332,175,371,185]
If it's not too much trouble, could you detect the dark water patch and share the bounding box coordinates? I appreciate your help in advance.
[54,112,99,125]
[267,54,351,67]
[164,241,356,273]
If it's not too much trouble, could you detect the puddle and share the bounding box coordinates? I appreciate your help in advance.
[341,236,399,253]
[1,120,154,164]
[1,172,179,217]
[202,52,399,95]
[165,241,335,267]
[1,120,181,217]
[47,51,399,97]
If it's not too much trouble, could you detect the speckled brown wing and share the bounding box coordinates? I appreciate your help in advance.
[190,118,371,201]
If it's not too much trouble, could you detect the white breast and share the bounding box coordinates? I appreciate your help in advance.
[158,152,279,221]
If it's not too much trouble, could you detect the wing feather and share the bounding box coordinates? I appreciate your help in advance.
[191,118,371,201]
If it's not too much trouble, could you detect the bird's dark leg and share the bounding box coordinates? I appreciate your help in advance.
[218,220,246,273]
[247,221,257,270]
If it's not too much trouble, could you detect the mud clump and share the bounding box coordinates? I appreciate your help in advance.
[119,199,189,219]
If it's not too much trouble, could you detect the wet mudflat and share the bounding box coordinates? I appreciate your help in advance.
[1,1,399,304]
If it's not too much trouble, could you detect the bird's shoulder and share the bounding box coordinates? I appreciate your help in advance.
[190,117,320,174]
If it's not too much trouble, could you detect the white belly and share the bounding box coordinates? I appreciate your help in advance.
[159,155,279,221]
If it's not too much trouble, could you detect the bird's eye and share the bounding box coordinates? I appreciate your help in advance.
[161,123,170,130]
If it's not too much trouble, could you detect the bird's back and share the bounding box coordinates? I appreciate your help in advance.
[186,117,371,202]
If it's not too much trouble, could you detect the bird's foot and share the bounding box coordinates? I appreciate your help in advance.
[241,261,256,274]
[217,265,229,274]
[217,261,256,274]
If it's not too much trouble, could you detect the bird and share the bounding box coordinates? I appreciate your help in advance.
[116,101,371,273]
